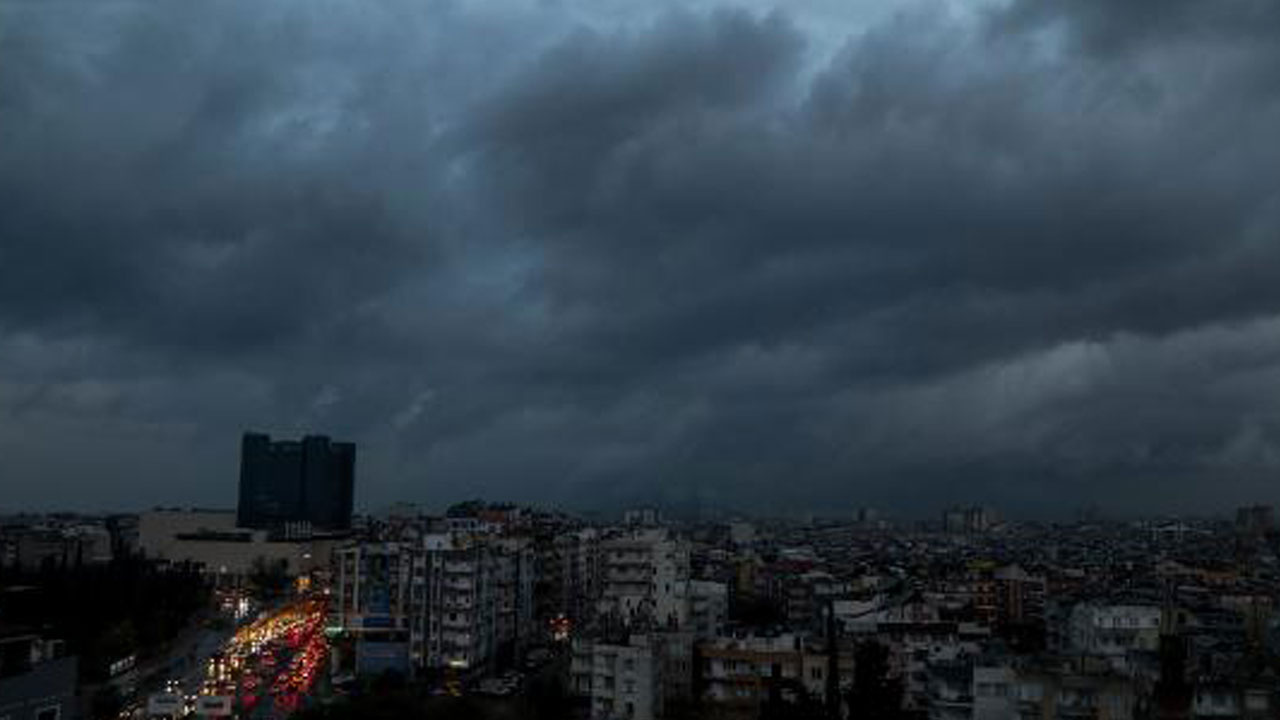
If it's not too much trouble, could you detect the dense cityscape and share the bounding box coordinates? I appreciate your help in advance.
[5,434,1280,719]
[6,0,1280,718]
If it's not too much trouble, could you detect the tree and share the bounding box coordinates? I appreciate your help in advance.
[729,594,785,628]
[91,684,125,720]
[95,620,138,664]
[845,641,906,719]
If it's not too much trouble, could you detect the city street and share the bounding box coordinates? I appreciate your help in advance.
[126,597,329,719]
[222,598,330,719]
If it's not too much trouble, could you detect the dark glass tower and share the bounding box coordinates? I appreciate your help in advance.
[236,432,355,531]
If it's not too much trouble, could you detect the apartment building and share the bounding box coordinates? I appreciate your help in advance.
[332,532,535,676]
[572,634,664,720]
[599,528,690,630]
[698,633,828,720]
[331,542,415,675]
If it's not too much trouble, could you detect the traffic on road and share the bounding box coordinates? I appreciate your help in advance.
[126,597,329,719]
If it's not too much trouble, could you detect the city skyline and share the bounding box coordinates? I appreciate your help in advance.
[7,3,1280,719]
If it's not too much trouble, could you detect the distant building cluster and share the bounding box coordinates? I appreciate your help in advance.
[315,501,1280,719]
[11,438,1280,720]
[0,517,118,571]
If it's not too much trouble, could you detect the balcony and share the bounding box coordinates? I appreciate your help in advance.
[443,615,471,630]
[442,631,472,645]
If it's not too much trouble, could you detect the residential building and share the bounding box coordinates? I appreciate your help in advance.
[599,529,690,631]
[1068,604,1161,671]
[331,531,537,676]
[331,542,414,676]
[698,633,828,720]
[571,634,664,720]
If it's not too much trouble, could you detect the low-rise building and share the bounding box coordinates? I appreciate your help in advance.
[698,633,828,719]
[0,630,77,720]
[572,634,664,720]
[138,509,343,584]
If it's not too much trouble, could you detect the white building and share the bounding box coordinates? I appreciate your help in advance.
[599,529,691,630]
[1067,604,1161,670]
[972,665,1017,720]
[572,634,664,720]
[688,580,728,639]
[139,509,338,582]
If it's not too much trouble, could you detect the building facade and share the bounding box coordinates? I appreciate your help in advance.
[331,532,537,676]
[237,433,355,532]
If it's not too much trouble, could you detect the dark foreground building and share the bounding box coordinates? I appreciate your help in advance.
[236,432,355,532]
[0,630,77,720]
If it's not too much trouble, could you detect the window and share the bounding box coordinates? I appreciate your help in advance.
[35,707,61,720]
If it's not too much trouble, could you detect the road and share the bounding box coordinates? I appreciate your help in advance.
[124,598,329,719]
[220,598,330,719]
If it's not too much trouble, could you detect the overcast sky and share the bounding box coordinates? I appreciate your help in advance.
[3,0,1280,518]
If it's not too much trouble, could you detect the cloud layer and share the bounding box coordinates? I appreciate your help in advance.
[2,0,1279,517]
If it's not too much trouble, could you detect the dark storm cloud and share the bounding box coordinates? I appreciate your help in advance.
[997,0,1280,55]
[2,0,1280,516]
[0,3,431,353]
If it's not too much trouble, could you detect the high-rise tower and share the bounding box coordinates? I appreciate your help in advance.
[236,432,355,531]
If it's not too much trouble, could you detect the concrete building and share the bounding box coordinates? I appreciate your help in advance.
[622,509,664,528]
[418,533,499,672]
[688,581,728,640]
[698,633,828,719]
[927,660,974,720]
[974,564,1046,631]
[571,634,664,720]
[138,509,339,583]
[0,630,77,720]
[332,535,496,675]
[550,528,601,627]
[599,529,690,630]
[492,537,536,664]
[331,542,415,676]
[943,506,1000,534]
[728,522,756,547]
[1235,505,1274,538]
[972,664,1018,720]
[1068,604,1161,670]
[331,532,538,676]
[237,432,355,531]
[1015,657,1139,720]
